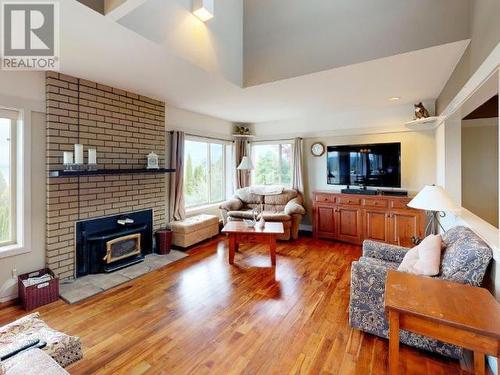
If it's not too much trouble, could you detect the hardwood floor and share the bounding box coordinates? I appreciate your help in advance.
[0,236,471,374]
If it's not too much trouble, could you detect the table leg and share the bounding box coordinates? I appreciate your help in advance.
[388,310,400,375]
[269,235,276,266]
[229,235,236,265]
[474,351,485,375]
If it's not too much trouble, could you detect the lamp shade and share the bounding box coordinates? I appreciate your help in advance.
[237,156,254,170]
[407,185,459,212]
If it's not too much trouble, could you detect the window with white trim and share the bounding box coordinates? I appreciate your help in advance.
[0,116,15,246]
[183,138,228,208]
[251,142,293,186]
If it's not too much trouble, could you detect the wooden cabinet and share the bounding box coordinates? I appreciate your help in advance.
[315,204,336,238]
[363,209,390,243]
[389,211,423,247]
[336,206,363,244]
[313,192,424,247]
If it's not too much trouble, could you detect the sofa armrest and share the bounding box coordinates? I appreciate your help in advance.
[284,197,306,216]
[362,240,409,264]
[349,260,390,334]
[219,198,243,212]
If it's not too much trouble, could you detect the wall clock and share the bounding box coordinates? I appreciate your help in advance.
[311,142,325,157]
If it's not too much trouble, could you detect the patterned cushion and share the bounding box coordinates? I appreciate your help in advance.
[263,189,298,205]
[441,226,493,286]
[0,313,82,368]
[227,210,255,220]
[358,256,400,270]
[234,188,264,204]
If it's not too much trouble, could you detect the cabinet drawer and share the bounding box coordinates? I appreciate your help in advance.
[315,193,335,203]
[336,196,361,205]
[362,199,388,208]
[390,199,411,209]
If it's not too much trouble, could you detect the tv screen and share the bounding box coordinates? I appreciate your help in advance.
[327,142,401,187]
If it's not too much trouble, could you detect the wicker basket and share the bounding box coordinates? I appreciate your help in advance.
[18,268,59,311]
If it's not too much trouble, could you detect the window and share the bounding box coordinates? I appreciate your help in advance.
[184,139,227,208]
[0,117,15,246]
[252,143,293,186]
[0,107,30,257]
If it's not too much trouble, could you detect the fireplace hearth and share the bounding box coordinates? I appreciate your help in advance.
[76,209,153,277]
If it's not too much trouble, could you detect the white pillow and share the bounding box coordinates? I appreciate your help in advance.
[398,234,442,276]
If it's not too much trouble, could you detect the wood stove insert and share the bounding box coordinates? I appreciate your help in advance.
[75,209,153,277]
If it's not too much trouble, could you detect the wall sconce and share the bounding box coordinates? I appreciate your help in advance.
[192,0,214,22]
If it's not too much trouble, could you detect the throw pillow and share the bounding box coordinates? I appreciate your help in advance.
[398,234,443,276]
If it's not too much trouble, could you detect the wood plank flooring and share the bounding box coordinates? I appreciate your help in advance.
[0,236,471,374]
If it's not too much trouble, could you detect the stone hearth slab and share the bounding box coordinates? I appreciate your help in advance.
[59,251,187,304]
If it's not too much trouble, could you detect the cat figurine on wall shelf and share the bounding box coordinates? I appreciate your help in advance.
[414,102,430,119]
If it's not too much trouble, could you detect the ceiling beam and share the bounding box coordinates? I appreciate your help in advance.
[105,0,148,21]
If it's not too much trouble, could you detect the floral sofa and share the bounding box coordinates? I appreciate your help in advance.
[349,226,493,358]
[219,187,306,240]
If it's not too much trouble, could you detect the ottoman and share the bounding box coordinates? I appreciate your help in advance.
[0,312,82,368]
[169,214,219,248]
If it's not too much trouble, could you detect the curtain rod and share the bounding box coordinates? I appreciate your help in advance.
[168,131,302,143]
[169,131,233,143]
[252,137,302,143]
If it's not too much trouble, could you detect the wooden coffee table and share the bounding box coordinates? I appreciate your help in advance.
[221,221,284,266]
[385,270,500,375]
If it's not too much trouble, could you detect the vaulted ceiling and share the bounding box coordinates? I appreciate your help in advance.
[67,0,471,128]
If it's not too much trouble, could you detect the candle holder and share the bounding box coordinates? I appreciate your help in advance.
[87,164,98,171]
[73,163,86,171]
[63,163,78,171]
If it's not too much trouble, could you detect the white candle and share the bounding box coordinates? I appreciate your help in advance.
[63,151,73,165]
[88,148,96,164]
[74,144,83,164]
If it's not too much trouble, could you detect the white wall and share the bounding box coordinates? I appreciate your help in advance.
[462,118,498,227]
[0,71,45,302]
[298,131,435,225]
[166,106,234,139]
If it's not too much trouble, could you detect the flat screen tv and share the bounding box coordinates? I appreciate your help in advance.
[327,142,401,187]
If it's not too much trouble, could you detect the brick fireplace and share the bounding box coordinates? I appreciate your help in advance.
[46,72,167,279]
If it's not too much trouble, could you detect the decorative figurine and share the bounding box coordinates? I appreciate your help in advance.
[414,102,430,119]
[147,151,159,169]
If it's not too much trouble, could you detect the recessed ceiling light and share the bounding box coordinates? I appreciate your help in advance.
[193,0,214,22]
[389,97,401,101]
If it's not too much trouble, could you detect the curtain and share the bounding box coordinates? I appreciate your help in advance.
[168,131,186,222]
[292,137,304,194]
[234,139,250,189]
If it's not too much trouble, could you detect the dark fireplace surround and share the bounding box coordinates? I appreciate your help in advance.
[75,209,153,277]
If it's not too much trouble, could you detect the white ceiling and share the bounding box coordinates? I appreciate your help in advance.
[243,0,471,86]
[60,0,469,128]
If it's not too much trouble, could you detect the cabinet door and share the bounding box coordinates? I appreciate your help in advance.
[389,211,422,247]
[336,206,362,244]
[363,209,390,243]
[315,204,337,239]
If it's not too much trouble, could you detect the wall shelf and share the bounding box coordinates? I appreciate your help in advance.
[404,116,440,131]
[48,168,176,178]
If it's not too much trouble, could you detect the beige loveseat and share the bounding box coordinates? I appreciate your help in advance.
[220,187,306,240]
